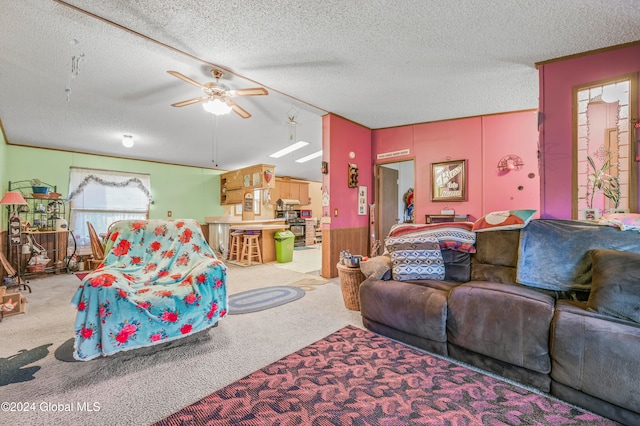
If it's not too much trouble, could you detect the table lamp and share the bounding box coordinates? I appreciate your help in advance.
[1,190,27,210]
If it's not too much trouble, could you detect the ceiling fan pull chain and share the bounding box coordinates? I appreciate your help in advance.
[212,114,219,167]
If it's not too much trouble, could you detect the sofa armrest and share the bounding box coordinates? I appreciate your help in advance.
[551,300,640,413]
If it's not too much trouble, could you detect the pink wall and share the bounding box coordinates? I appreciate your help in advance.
[372,111,540,222]
[538,43,640,218]
[482,112,540,214]
[322,114,372,229]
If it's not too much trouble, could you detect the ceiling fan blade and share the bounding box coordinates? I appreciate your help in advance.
[231,87,268,97]
[227,100,251,118]
[167,71,206,89]
[171,97,207,107]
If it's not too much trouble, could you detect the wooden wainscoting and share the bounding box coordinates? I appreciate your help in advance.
[321,226,369,278]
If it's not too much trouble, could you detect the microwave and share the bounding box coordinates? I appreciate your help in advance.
[300,210,312,218]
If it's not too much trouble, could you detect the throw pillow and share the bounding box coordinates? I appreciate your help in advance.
[385,235,444,281]
[587,249,640,323]
[360,255,392,280]
[472,209,536,232]
[598,213,640,232]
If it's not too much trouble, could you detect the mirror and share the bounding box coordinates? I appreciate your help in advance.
[573,74,638,219]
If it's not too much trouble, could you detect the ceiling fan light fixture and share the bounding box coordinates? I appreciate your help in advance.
[202,99,232,115]
[295,150,323,163]
[269,141,309,158]
[122,134,134,148]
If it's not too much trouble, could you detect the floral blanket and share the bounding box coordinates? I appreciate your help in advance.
[71,219,227,361]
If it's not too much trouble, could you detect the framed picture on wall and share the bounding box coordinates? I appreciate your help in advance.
[431,159,467,202]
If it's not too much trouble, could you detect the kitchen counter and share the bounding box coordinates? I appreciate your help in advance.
[229,223,290,263]
[229,224,289,231]
[205,217,285,224]
[205,217,285,257]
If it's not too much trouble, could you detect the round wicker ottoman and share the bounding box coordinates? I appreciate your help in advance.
[336,262,366,311]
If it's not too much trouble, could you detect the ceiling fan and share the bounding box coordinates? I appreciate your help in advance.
[168,69,268,118]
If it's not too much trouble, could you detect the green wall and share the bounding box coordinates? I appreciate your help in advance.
[2,145,224,224]
[0,129,7,231]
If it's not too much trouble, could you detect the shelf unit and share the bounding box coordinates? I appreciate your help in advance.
[7,180,76,275]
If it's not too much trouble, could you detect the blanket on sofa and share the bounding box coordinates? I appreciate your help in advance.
[517,219,640,292]
[71,219,227,361]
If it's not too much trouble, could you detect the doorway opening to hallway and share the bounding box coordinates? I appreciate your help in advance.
[374,160,415,254]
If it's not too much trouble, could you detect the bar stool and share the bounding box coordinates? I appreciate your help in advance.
[241,232,262,265]
[228,231,244,261]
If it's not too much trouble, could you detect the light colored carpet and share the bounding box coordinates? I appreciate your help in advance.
[0,263,361,425]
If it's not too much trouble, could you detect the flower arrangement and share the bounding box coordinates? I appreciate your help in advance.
[586,155,620,209]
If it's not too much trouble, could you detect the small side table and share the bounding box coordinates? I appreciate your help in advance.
[336,263,366,311]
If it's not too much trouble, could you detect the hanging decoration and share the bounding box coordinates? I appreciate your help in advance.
[65,39,85,102]
[68,175,152,202]
[497,154,524,172]
[286,106,300,143]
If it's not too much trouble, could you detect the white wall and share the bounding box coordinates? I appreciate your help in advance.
[383,160,415,223]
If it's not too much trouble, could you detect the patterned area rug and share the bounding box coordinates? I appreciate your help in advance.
[154,326,615,425]
[227,286,305,314]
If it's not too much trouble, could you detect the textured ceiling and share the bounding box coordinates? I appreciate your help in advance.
[1,1,640,181]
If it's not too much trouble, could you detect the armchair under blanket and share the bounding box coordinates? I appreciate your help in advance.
[71,219,227,361]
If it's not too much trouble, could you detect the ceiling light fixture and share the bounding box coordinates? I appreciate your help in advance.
[122,134,134,148]
[202,99,232,115]
[295,150,323,163]
[269,141,309,158]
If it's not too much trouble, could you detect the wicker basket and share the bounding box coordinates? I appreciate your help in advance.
[27,264,46,273]
[337,263,366,311]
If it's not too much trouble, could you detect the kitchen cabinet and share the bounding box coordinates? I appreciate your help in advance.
[224,189,243,204]
[299,183,309,205]
[273,178,310,205]
[220,164,275,204]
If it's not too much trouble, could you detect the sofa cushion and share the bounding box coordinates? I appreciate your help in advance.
[441,249,470,282]
[587,249,640,323]
[472,209,536,232]
[360,254,392,280]
[551,300,640,413]
[359,278,450,344]
[447,281,554,374]
[470,229,520,284]
[385,235,444,281]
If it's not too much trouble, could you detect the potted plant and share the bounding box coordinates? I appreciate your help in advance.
[30,178,49,195]
[586,155,620,210]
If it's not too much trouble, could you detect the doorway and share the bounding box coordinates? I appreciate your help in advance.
[374,160,415,254]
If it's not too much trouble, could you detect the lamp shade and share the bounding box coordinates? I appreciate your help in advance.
[0,191,27,205]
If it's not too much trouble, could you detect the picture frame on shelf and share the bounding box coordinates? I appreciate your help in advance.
[431,159,467,202]
[581,208,600,221]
